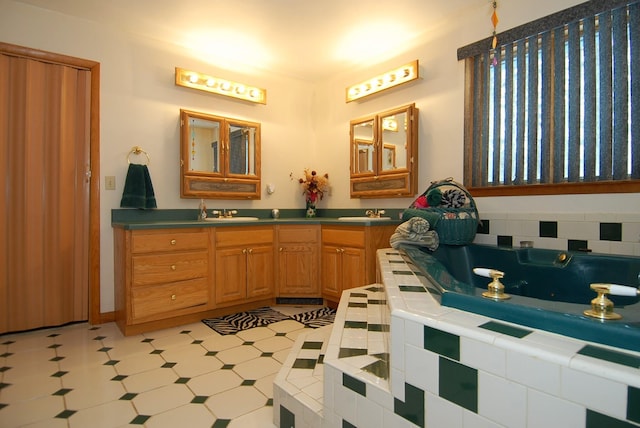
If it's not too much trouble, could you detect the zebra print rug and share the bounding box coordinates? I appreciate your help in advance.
[202,306,336,335]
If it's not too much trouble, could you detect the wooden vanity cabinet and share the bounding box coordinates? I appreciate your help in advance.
[114,227,213,335]
[276,225,320,297]
[214,226,275,306]
[321,224,396,303]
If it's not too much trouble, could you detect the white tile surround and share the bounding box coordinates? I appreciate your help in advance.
[475,212,640,256]
[274,244,640,427]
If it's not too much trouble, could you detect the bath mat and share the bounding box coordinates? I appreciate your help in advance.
[202,306,336,335]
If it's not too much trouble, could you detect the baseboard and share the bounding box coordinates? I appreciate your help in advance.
[276,297,324,305]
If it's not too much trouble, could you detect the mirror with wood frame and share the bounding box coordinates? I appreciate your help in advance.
[180,109,261,199]
[349,103,418,198]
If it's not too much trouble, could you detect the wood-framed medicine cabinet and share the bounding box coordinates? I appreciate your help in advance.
[349,103,418,198]
[180,109,261,199]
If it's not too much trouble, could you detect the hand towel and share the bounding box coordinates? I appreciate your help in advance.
[389,230,439,251]
[401,208,441,228]
[394,217,431,240]
[120,164,157,209]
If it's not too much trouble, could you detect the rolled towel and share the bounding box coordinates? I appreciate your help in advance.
[390,230,439,251]
[394,217,430,240]
[426,188,442,207]
[401,208,441,228]
[441,188,466,208]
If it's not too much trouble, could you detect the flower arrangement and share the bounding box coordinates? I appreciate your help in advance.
[298,168,329,217]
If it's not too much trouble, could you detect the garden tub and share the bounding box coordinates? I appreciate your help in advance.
[400,244,640,352]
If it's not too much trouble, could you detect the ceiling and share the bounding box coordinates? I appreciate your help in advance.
[17,0,479,81]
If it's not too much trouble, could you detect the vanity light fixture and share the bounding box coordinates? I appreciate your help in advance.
[345,60,419,103]
[175,67,267,104]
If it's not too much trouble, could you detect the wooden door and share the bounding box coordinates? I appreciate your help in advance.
[0,49,94,333]
[278,243,319,296]
[321,245,342,301]
[246,245,275,299]
[341,247,366,291]
[215,247,248,304]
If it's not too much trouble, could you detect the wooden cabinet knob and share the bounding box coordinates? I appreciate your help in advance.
[171,265,176,270]
[248,248,253,254]
[170,239,177,245]
[171,294,176,300]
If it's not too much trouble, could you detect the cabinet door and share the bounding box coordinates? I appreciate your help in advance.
[247,245,275,299]
[341,247,366,291]
[215,247,247,304]
[321,244,342,300]
[278,243,319,296]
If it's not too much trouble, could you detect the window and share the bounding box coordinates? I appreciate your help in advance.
[459,0,640,196]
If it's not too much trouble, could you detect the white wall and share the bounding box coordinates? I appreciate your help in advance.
[1,0,638,314]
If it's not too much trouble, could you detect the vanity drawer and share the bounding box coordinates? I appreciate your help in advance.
[278,225,319,243]
[215,226,274,248]
[131,229,209,254]
[131,278,209,321]
[322,227,365,248]
[132,251,208,286]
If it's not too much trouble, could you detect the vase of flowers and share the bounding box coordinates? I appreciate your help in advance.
[299,168,329,218]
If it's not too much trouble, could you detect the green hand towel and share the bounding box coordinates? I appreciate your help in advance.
[120,164,157,209]
[401,208,441,228]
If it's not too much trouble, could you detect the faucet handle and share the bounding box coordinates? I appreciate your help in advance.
[378,209,385,215]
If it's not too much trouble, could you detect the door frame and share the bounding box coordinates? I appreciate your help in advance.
[1,42,103,324]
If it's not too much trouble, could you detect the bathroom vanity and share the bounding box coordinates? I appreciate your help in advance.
[112,217,397,335]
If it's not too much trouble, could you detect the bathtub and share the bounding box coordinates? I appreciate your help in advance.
[400,244,640,352]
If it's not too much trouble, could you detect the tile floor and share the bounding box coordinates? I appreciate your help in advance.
[0,306,319,428]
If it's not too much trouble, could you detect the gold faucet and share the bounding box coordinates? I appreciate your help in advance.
[212,209,238,218]
[583,283,640,320]
[473,268,511,300]
[365,209,385,218]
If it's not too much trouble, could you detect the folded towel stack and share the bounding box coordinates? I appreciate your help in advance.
[389,217,439,251]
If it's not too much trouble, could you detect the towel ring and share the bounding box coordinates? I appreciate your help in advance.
[127,146,151,165]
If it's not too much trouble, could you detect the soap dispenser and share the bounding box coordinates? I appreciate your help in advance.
[198,199,207,221]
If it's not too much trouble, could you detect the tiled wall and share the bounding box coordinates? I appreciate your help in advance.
[475,213,640,256]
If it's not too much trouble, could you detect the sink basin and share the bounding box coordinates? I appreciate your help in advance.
[337,216,392,221]
[204,217,259,222]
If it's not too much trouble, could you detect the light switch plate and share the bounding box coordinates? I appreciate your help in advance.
[105,176,116,190]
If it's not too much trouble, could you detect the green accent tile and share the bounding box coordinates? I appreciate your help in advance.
[587,409,637,428]
[180,330,191,334]
[302,341,323,350]
[350,292,368,298]
[150,349,163,354]
[0,366,9,372]
[344,321,367,329]
[367,299,387,305]
[111,375,127,381]
[368,324,389,332]
[191,340,203,345]
[393,270,414,275]
[175,377,189,384]
[343,373,366,396]
[93,336,106,341]
[343,420,357,428]
[213,419,231,428]
[0,353,13,358]
[261,352,274,357]
[439,357,477,413]
[479,321,533,338]
[280,405,295,428]
[48,344,61,349]
[192,395,208,404]
[242,379,256,386]
[394,383,425,427]
[366,286,384,292]
[162,362,176,368]
[0,382,9,389]
[89,326,100,330]
[1,340,15,345]
[578,345,640,369]
[51,371,68,378]
[628,386,640,424]
[0,404,7,411]
[120,392,137,400]
[424,326,460,361]
[317,354,325,364]
[98,347,112,352]
[362,359,389,379]
[47,334,60,338]
[206,351,218,356]
[348,302,367,308]
[243,341,255,346]
[338,348,368,358]
[53,388,72,396]
[141,338,154,343]
[292,358,317,369]
[221,364,235,370]
[266,398,273,406]
[130,415,151,425]
[104,360,119,366]
[49,356,65,362]
[398,285,426,293]
[275,332,287,336]
[55,409,76,419]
